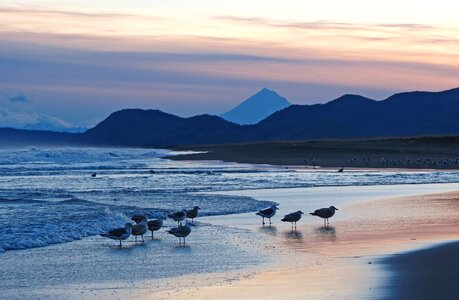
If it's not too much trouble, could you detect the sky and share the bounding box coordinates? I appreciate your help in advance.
[1,0,459,128]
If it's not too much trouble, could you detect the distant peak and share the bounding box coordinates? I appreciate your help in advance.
[220,88,291,125]
[256,87,277,95]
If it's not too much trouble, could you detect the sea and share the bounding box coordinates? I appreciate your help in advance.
[1,147,459,253]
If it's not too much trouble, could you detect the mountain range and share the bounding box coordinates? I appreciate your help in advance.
[2,87,459,147]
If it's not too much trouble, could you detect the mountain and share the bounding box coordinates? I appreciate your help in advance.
[256,87,459,140]
[220,88,290,125]
[82,109,247,147]
[2,87,459,148]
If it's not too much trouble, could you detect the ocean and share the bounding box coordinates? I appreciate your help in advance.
[1,147,459,253]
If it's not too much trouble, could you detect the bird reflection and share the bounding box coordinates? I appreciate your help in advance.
[284,229,303,241]
[314,226,337,241]
[258,225,277,236]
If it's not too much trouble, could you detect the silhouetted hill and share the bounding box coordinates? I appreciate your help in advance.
[2,87,459,148]
[220,88,290,125]
[256,88,459,140]
[83,109,246,147]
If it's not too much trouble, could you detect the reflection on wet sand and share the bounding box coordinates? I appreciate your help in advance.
[314,226,337,242]
[258,225,277,235]
[283,229,303,241]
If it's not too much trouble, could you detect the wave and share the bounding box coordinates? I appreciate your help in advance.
[0,193,274,252]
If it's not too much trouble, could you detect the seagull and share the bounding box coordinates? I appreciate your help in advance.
[186,206,201,224]
[168,209,187,225]
[100,223,133,248]
[167,221,192,244]
[131,214,147,224]
[281,210,304,229]
[256,205,279,225]
[132,218,148,242]
[147,218,163,239]
[310,206,338,226]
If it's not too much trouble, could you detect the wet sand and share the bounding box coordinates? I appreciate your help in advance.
[382,241,459,300]
[151,183,459,299]
[4,183,459,299]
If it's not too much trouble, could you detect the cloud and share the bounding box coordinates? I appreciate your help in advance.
[0,108,76,131]
[214,16,438,32]
[8,93,31,103]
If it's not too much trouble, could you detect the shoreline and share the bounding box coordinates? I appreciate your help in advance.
[151,184,459,299]
[169,138,459,169]
[3,183,459,299]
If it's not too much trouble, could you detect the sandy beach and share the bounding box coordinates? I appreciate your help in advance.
[170,137,459,169]
[153,183,459,299]
[3,183,459,299]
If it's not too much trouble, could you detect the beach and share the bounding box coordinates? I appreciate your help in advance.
[2,148,459,299]
[4,183,459,299]
[170,137,459,169]
[152,183,459,299]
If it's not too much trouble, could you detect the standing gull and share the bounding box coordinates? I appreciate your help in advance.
[131,214,147,224]
[147,218,164,239]
[186,206,201,224]
[256,205,279,225]
[281,210,304,229]
[167,221,192,244]
[310,206,338,226]
[168,209,187,225]
[131,216,148,242]
[100,223,133,248]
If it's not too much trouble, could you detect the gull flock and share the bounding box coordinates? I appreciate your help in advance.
[100,204,338,248]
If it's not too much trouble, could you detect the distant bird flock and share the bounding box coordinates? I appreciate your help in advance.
[100,204,339,247]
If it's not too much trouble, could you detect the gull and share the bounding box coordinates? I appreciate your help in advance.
[167,221,192,244]
[147,218,164,239]
[168,209,187,225]
[100,223,133,248]
[186,206,201,224]
[281,211,304,229]
[310,206,338,226]
[256,205,279,225]
[132,218,148,242]
[131,214,147,224]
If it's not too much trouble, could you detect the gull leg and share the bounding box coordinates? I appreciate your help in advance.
[119,240,122,248]
[269,218,272,225]
[135,235,137,243]
[142,235,144,242]
[262,217,265,225]
[151,231,154,239]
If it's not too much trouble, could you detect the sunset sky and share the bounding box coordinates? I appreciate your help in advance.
[1,0,459,128]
